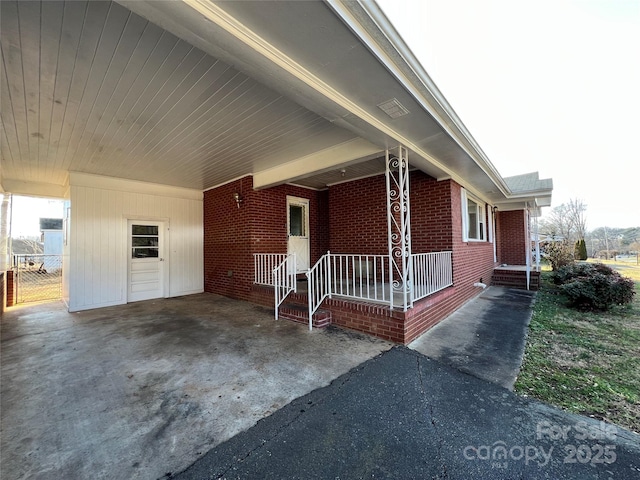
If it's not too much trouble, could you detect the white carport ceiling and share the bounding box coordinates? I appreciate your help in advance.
[0,0,368,191]
[1,0,544,205]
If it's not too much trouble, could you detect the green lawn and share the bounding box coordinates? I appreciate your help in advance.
[515,266,640,434]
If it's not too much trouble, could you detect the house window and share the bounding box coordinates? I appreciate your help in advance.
[462,190,486,241]
[289,205,305,236]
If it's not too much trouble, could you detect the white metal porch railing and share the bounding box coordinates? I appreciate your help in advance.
[273,254,296,320]
[306,251,453,326]
[327,254,391,303]
[258,250,454,330]
[254,253,289,286]
[411,251,453,302]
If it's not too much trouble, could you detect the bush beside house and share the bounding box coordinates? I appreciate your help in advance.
[552,263,635,311]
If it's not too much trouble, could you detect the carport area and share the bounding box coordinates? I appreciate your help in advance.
[0,294,391,479]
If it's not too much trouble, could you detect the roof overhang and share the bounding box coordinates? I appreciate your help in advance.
[1,0,552,211]
[116,0,518,196]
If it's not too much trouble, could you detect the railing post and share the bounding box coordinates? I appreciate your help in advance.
[306,268,313,331]
[292,253,297,293]
[326,250,331,299]
[274,263,279,321]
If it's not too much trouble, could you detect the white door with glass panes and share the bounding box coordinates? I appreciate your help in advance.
[287,196,310,272]
[128,220,165,302]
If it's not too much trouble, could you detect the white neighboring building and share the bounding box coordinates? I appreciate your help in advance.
[40,218,63,271]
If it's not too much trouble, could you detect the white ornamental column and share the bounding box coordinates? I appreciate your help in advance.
[386,146,413,310]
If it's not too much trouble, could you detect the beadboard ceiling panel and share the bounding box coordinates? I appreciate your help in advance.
[0,0,364,191]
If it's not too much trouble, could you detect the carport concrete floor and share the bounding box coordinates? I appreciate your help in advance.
[0,293,392,480]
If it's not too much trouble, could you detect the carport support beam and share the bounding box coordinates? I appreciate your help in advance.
[386,146,413,311]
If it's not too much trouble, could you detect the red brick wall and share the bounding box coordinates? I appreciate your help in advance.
[410,172,454,252]
[328,175,387,254]
[496,210,528,265]
[328,171,455,254]
[204,176,329,301]
[204,176,253,300]
[403,181,497,343]
[6,270,15,307]
[1,271,5,312]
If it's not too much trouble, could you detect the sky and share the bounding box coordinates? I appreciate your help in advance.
[377,0,639,229]
[9,196,64,238]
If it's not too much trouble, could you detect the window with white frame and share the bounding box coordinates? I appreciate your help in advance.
[462,189,486,241]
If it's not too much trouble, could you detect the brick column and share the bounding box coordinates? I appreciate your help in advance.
[6,270,15,307]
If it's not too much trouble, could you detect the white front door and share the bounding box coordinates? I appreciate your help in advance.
[128,220,165,302]
[287,196,310,272]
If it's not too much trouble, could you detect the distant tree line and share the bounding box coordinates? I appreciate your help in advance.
[538,198,639,261]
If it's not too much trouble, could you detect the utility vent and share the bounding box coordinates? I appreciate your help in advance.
[377,98,410,118]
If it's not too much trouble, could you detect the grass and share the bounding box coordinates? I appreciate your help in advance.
[515,261,640,434]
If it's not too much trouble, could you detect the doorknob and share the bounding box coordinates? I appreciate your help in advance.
[160,258,165,262]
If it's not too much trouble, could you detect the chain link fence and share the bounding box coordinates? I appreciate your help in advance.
[13,254,62,304]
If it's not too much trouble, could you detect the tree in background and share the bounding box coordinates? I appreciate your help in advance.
[574,239,588,260]
[540,204,573,241]
[540,198,587,247]
[588,227,622,259]
[567,198,587,242]
[630,241,640,265]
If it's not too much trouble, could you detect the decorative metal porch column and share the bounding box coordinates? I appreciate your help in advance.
[386,146,413,311]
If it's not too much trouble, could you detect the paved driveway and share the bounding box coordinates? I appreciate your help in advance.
[0,294,391,479]
[175,347,640,480]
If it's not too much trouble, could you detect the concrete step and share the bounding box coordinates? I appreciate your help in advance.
[278,302,331,328]
[491,270,540,290]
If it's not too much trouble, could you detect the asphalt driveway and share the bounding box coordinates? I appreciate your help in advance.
[174,347,640,480]
[0,294,391,480]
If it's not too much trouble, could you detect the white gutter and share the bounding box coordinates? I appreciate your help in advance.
[327,0,512,197]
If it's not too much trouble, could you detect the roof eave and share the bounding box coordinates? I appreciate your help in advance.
[327,0,512,197]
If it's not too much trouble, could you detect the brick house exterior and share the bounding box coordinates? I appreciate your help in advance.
[203,170,540,344]
[1,1,552,326]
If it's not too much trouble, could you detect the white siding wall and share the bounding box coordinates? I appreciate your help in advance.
[68,173,203,312]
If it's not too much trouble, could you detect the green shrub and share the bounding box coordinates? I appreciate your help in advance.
[553,263,636,311]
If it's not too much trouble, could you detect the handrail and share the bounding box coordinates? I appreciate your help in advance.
[306,251,331,331]
[273,254,296,320]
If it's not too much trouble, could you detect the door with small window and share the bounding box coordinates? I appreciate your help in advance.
[287,196,310,272]
[128,220,165,302]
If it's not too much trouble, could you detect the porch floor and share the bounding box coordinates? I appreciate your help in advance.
[494,265,541,272]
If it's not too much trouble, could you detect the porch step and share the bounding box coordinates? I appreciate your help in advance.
[278,302,332,328]
[491,269,540,290]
